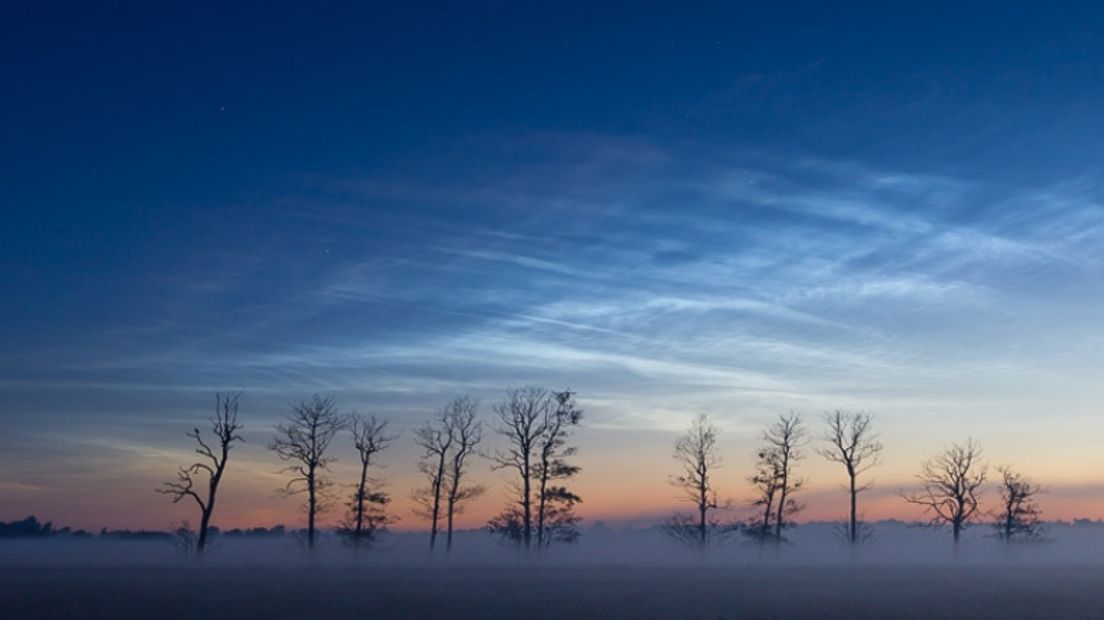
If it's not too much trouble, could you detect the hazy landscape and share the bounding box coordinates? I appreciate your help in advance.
[6,523,1104,619]
[6,2,1104,619]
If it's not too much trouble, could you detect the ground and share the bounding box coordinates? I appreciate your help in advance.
[3,566,1103,619]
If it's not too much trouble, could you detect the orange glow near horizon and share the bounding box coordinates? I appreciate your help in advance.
[9,468,1104,533]
[7,409,1104,533]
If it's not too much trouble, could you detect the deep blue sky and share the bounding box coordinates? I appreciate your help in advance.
[2,2,1103,527]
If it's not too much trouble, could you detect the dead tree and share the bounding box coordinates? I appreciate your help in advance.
[413,406,454,553]
[157,392,244,556]
[816,410,883,546]
[486,387,552,551]
[663,414,733,550]
[487,386,583,552]
[443,396,485,554]
[744,444,783,544]
[993,465,1046,543]
[269,395,343,550]
[902,439,987,547]
[340,413,397,552]
[534,390,583,549]
[763,413,806,544]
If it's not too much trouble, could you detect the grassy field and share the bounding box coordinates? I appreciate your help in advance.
[3,566,1104,619]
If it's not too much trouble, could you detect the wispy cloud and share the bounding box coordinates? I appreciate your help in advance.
[4,132,1104,528]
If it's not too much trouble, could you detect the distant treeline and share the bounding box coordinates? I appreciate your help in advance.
[8,515,1104,543]
[0,516,91,538]
[0,517,292,540]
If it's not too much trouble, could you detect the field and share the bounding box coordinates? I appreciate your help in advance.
[5,526,1104,619]
[3,565,1104,620]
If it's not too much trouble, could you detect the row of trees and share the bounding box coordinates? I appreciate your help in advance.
[665,411,1044,551]
[159,393,1042,558]
[159,387,583,557]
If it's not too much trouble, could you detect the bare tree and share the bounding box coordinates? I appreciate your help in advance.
[443,396,485,555]
[168,519,197,557]
[766,413,806,544]
[993,465,1046,543]
[744,444,782,544]
[534,390,583,549]
[413,406,454,553]
[157,392,244,556]
[486,387,551,551]
[902,439,987,547]
[663,414,734,550]
[340,413,397,552]
[816,410,883,546]
[269,395,343,550]
[487,386,583,552]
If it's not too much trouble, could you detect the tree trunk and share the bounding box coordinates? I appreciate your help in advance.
[774,453,789,545]
[522,452,532,551]
[429,464,443,552]
[698,480,707,548]
[537,458,549,549]
[849,475,857,546]
[354,460,368,550]
[197,508,211,554]
[761,493,774,540]
[197,459,224,556]
[307,468,317,550]
[446,495,456,554]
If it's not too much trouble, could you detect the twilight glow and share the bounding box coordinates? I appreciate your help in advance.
[2,3,1103,534]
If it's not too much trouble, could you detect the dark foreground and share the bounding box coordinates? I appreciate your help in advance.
[3,566,1103,620]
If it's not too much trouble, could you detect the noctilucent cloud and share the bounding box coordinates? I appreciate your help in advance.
[2,3,1103,530]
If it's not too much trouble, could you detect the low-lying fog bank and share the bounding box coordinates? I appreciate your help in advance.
[4,521,1104,568]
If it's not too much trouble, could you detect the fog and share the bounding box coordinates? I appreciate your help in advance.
[5,521,1104,569]
[6,523,1104,619]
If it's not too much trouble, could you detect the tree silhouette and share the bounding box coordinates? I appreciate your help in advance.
[340,413,396,552]
[486,387,552,551]
[745,413,806,546]
[663,414,735,550]
[269,395,343,550]
[745,445,781,544]
[534,390,583,549]
[413,406,454,553]
[169,519,197,557]
[442,396,485,555]
[487,387,582,552]
[816,410,882,546]
[902,439,987,547]
[770,413,807,544]
[157,392,244,556]
[993,465,1046,543]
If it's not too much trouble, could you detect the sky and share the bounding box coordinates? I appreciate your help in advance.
[1,2,1103,532]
